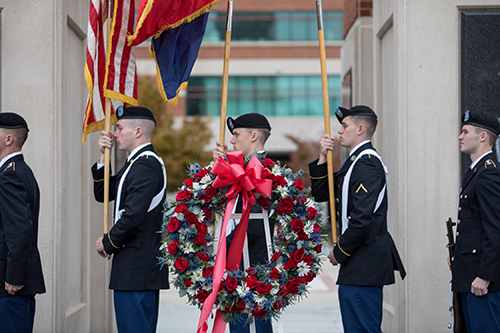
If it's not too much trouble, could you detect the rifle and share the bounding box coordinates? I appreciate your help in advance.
[446,217,467,333]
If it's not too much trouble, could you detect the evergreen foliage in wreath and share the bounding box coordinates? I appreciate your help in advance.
[160,155,326,322]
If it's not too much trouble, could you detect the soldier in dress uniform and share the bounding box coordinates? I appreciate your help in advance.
[308,105,405,333]
[452,110,500,332]
[213,113,274,333]
[0,113,45,333]
[93,106,169,333]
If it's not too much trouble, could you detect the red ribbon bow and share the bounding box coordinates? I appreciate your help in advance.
[197,151,272,333]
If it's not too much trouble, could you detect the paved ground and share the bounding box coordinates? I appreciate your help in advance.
[157,257,343,333]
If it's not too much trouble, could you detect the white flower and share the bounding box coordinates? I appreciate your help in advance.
[181,242,195,254]
[304,221,314,235]
[192,269,204,282]
[200,174,213,187]
[277,186,288,197]
[186,286,196,297]
[192,182,205,191]
[253,292,266,305]
[297,261,310,277]
[271,165,281,175]
[236,284,250,298]
[270,282,279,295]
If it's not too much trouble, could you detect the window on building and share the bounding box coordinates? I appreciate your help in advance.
[204,11,343,42]
[186,75,341,117]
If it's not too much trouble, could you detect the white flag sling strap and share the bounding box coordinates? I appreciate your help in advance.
[114,151,167,224]
[341,149,388,234]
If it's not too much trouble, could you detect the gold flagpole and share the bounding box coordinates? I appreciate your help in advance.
[103,0,113,234]
[316,0,337,243]
[219,0,233,143]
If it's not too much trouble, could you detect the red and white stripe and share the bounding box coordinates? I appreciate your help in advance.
[104,0,138,104]
[83,0,138,143]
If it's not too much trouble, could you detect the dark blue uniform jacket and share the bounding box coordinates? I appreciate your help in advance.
[309,142,405,286]
[92,144,169,291]
[453,152,500,293]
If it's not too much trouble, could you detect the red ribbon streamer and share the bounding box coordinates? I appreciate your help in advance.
[197,151,272,333]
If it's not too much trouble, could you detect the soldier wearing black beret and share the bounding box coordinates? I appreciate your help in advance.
[0,112,45,332]
[213,113,274,333]
[92,105,169,332]
[309,105,405,333]
[452,110,500,331]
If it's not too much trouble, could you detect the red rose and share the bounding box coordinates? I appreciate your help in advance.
[257,196,271,210]
[297,195,306,204]
[236,299,246,312]
[303,255,313,266]
[174,202,188,213]
[278,197,294,215]
[255,282,272,295]
[306,206,318,220]
[167,217,181,233]
[252,306,267,318]
[283,257,298,270]
[196,252,209,262]
[246,267,257,276]
[244,276,258,289]
[286,278,299,294]
[290,217,304,233]
[202,266,214,278]
[194,168,209,180]
[291,248,305,262]
[305,272,316,283]
[313,223,321,234]
[203,207,212,221]
[298,231,309,240]
[176,190,192,201]
[272,175,288,189]
[315,244,322,253]
[196,289,210,303]
[278,285,288,296]
[204,186,216,199]
[196,222,208,235]
[226,276,238,291]
[185,212,198,225]
[262,158,275,167]
[167,240,179,255]
[184,278,193,288]
[183,178,195,188]
[270,268,282,279]
[299,277,308,284]
[194,233,206,246]
[293,179,305,191]
[174,258,190,272]
[270,251,280,262]
[272,300,284,310]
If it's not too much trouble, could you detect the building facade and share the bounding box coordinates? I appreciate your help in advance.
[136,0,346,162]
[343,0,500,331]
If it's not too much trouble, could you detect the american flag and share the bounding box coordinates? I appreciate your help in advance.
[83,0,138,143]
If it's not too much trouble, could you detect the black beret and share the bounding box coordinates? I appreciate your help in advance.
[227,113,271,135]
[116,105,156,125]
[462,110,500,136]
[0,112,29,131]
[335,105,377,123]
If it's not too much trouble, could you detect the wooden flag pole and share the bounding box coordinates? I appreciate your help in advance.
[219,0,233,142]
[316,0,338,243]
[103,0,113,234]
[215,0,234,234]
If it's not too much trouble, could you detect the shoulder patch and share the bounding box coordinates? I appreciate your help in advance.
[4,162,15,171]
[484,159,496,169]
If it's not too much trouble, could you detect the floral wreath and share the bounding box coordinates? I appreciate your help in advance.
[160,152,326,327]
